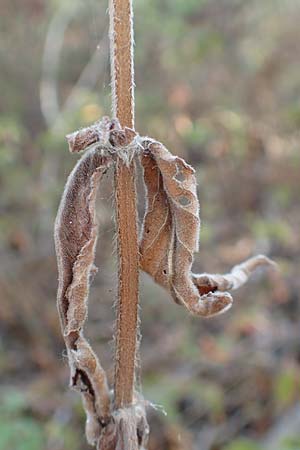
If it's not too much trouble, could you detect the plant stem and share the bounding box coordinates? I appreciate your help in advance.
[109,0,135,129]
[109,0,139,409]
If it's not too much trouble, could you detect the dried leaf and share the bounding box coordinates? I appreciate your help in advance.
[66,116,116,153]
[192,255,276,293]
[140,140,274,317]
[54,144,112,443]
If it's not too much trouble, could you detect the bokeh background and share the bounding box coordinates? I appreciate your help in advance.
[1,0,300,449]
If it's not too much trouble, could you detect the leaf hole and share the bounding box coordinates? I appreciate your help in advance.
[178,196,191,206]
[174,170,186,182]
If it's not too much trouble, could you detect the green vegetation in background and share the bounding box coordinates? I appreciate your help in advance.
[224,439,263,450]
[0,390,44,450]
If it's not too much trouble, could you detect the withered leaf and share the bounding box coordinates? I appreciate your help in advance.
[67,116,116,153]
[140,140,274,317]
[54,145,112,444]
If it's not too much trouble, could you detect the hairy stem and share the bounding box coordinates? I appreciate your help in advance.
[109,0,139,409]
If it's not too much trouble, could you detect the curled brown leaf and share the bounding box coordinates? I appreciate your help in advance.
[140,140,275,317]
[55,145,112,443]
[66,116,117,153]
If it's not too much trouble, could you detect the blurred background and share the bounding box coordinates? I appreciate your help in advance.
[1,0,300,449]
